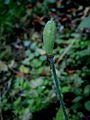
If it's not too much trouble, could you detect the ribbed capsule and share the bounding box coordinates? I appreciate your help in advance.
[43,19,56,55]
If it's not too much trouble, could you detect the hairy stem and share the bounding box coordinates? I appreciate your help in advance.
[47,55,68,120]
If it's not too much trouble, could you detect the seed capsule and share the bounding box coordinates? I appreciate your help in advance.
[43,19,56,55]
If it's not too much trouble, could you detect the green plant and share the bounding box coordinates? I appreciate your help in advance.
[43,18,56,55]
[43,19,68,120]
[1,1,90,119]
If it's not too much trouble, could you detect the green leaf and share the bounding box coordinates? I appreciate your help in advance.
[72,96,82,103]
[14,97,21,107]
[19,65,30,74]
[84,85,90,97]
[78,16,90,29]
[53,108,64,120]
[31,59,42,68]
[62,86,69,93]
[30,78,43,88]
[84,101,90,111]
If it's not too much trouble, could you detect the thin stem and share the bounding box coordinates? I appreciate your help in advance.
[47,56,68,120]
[56,39,75,64]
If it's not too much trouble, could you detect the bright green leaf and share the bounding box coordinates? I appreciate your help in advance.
[84,101,90,111]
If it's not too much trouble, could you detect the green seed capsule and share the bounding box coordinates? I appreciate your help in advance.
[43,19,56,55]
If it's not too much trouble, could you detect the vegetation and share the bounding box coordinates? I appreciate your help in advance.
[0,0,90,120]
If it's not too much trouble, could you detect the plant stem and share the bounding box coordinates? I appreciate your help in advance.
[47,55,68,120]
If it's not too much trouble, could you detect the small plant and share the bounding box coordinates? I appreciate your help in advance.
[43,18,68,120]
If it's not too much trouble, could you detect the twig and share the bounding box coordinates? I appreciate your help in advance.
[56,39,75,64]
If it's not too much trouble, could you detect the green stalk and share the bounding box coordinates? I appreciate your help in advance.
[43,18,68,119]
[47,55,68,120]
